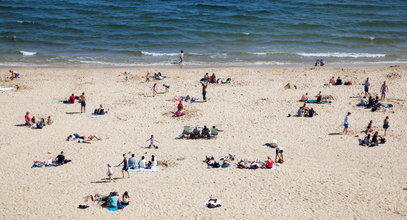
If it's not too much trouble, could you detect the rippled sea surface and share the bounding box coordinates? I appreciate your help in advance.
[1,0,406,66]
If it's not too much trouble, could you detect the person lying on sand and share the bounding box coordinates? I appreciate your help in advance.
[300,93,309,102]
[78,135,102,144]
[55,151,71,164]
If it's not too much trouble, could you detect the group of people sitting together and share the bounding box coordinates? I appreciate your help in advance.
[357,95,392,112]
[314,59,325,66]
[66,133,102,144]
[200,73,231,84]
[300,91,332,104]
[237,157,276,169]
[24,112,53,129]
[145,72,166,82]
[88,191,130,210]
[328,76,352,86]
[204,154,235,168]
[294,104,317,117]
[180,125,222,139]
[32,151,71,167]
[359,116,389,147]
[174,95,200,103]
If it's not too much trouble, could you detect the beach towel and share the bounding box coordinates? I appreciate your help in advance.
[204,199,221,208]
[106,204,128,211]
[57,100,74,104]
[0,88,15,92]
[91,114,102,118]
[31,161,61,168]
[381,104,393,108]
[128,167,160,172]
[306,99,318,103]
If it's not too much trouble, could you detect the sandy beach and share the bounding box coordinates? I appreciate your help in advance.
[0,65,406,219]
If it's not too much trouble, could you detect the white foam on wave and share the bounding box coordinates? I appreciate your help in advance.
[296,52,386,58]
[20,51,37,56]
[17,20,23,23]
[141,51,178,56]
[242,32,250,35]
[369,37,375,40]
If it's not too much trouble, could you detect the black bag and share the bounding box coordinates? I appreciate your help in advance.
[380,138,386,144]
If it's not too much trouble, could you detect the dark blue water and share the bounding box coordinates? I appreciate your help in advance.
[1,0,407,66]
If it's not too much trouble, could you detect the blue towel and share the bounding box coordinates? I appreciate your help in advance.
[106,204,128,211]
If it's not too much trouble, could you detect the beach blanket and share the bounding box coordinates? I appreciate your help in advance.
[306,99,318,103]
[31,161,62,168]
[57,100,74,104]
[91,114,102,118]
[0,88,15,92]
[106,204,128,211]
[128,167,160,172]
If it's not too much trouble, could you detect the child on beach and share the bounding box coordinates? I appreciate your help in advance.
[343,112,351,135]
[163,84,170,93]
[107,164,114,182]
[146,135,159,149]
[152,83,158,97]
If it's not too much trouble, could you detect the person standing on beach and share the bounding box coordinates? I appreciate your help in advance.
[79,92,86,113]
[380,81,388,100]
[152,83,158,97]
[364,78,371,96]
[383,116,390,136]
[202,82,208,102]
[118,154,130,178]
[343,112,351,135]
[179,50,184,64]
[107,164,114,182]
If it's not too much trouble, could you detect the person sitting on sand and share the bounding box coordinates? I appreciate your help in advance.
[305,107,316,117]
[106,192,120,208]
[55,151,71,164]
[9,70,20,79]
[25,112,31,126]
[69,94,76,104]
[265,157,274,169]
[329,77,336,85]
[150,155,157,167]
[316,92,322,103]
[210,126,220,136]
[300,93,309,102]
[128,154,136,169]
[46,116,53,125]
[202,125,210,138]
[209,73,216,83]
[297,106,305,117]
[320,60,325,66]
[139,156,146,169]
[365,120,373,134]
[163,84,170,93]
[121,192,130,205]
[177,101,183,111]
[174,109,184,117]
[359,96,367,107]
[192,126,201,138]
[36,118,45,129]
[31,116,36,124]
[335,77,342,85]
[370,132,381,147]
[315,60,320,66]
[359,134,371,146]
[94,104,105,115]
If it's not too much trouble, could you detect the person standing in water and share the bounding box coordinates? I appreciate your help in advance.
[179,50,184,64]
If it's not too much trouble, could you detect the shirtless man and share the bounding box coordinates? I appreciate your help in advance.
[380,81,388,100]
[79,92,86,113]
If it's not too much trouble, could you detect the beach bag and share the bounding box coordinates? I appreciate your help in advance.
[213,162,220,168]
[278,159,284,164]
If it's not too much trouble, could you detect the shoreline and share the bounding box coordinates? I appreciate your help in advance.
[0,61,406,69]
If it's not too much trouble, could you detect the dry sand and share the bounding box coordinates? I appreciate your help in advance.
[0,65,406,219]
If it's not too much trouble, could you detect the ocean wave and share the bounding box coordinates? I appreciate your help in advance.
[19,51,37,56]
[296,52,386,58]
[141,51,178,56]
